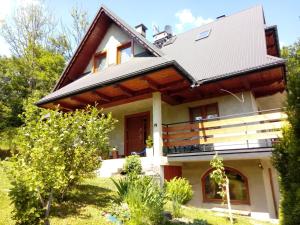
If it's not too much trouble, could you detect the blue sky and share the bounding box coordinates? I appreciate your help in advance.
[0,0,299,56]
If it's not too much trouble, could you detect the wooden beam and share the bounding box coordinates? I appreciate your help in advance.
[160,79,188,92]
[141,77,160,91]
[162,94,181,105]
[71,96,95,105]
[98,93,152,109]
[92,91,111,102]
[55,101,74,111]
[115,84,134,97]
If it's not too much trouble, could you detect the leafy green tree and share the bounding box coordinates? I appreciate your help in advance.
[0,46,65,131]
[8,102,116,225]
[272,40,300,225]
[210,153,233,224]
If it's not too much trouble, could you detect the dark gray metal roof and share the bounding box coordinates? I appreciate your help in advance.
[161,5,285,83]
[38,5,285,106]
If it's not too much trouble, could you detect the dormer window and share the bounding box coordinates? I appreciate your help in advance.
[117,42,132,64]
[93,51,107,72]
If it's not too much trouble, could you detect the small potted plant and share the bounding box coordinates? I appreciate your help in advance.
[111,146,119,159]
[145,135,153,157]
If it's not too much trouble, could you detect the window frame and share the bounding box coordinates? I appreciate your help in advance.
[189,103,219,122]
[93,51,107,73]
[116,41,132,64]
[201,167,250,205]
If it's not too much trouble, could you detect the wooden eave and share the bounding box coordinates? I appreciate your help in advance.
[40,64,285,112]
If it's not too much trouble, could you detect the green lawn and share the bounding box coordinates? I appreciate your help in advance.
[0,161,274,225]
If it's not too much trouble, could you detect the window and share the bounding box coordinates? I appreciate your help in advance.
[202,167,250,204]
[93,52,107,72]
[189,103,219,121]
[117,42,132,64]
[196,29,211,41]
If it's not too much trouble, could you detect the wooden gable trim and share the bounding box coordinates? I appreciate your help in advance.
[53,6,161,91]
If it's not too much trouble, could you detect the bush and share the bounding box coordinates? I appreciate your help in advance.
[165,177,193,217]
[125,176,164,225]
[8,103,116,224]
[123,155,142,175]
[111,176,130,202]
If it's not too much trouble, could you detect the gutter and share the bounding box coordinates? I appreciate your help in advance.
[191,59,286,87]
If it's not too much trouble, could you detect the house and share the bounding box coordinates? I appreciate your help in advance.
[37,5,286,220]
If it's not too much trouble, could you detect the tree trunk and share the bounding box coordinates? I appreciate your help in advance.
[44,191,53,225]
[226,178,233,225]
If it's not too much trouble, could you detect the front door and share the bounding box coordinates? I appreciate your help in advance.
[125,112,150,156]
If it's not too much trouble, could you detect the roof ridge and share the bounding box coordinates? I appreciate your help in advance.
[100,4,163,56]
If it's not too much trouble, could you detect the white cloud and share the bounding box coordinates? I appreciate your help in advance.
[175,9,213,33]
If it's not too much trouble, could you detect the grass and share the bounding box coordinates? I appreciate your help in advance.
[0,161,275,225]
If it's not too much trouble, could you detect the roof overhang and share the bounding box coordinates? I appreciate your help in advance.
[37,61,195,111]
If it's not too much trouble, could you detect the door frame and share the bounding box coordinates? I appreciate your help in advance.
[124,111,150,156]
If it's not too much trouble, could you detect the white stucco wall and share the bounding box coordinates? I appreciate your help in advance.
[181,159,277,219]
[84,23,147,72]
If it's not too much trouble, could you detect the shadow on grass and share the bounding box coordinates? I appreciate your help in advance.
[52,184,115,218]
[168,219,211,225]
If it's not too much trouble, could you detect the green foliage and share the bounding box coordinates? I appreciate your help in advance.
[112,174,165,225]
[209,154,227,200]
[125,176,165,225]
[146,135,153,148]
[165,177,193,217]
[123,155,142,175]
[8,104,116,224]
[0,45,65,132]
[111,176,130,202]
[272,40,300,225]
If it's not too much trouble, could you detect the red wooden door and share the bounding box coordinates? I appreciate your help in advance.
[164,166,182,181]
[125,112,149,156]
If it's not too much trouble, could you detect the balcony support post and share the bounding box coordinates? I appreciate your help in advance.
[152,92,164,183]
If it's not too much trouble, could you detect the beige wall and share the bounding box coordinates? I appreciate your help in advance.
[256,92,286,111]
[84,23,147,72]
[103,91,284,155]
[162,91,257,124]
[181,159,277,219]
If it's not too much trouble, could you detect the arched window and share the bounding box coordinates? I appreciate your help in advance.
[201,167,250,204]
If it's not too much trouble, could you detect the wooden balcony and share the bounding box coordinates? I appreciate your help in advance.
[162,109,287,156]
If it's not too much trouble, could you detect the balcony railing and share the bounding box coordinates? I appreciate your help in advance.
[162,108,287,156]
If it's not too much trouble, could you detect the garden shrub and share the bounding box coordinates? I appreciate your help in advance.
[8,102,116,225]
[125,176,164,225]
[111,176,130,202]
[165,177,193,217]
[123,155,142,175]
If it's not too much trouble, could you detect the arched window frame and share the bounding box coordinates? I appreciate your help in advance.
[201,167,250,205]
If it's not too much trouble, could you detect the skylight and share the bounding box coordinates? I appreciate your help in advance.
[196,29,211,41]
